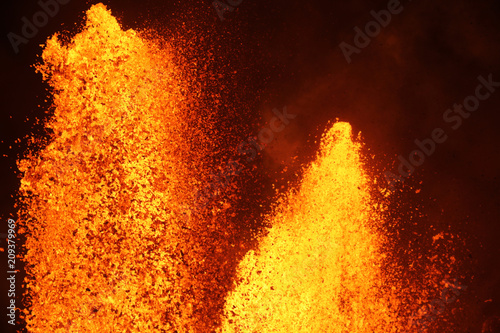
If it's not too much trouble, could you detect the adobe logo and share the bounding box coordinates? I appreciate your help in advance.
[7,0,71,54]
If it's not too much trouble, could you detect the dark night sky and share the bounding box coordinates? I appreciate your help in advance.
[1,0,499,332]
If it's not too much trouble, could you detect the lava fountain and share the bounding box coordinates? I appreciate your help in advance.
[17,4,230,332]
[220,122,405,332]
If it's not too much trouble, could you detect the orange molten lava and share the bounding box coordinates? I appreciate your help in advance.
[220,122,404,332]
[18,4,225,332]
[17,3,461,333]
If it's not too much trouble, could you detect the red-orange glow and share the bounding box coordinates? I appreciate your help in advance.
[16,4,461,333]
[220,122,407,332]
[17,4,225,332]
